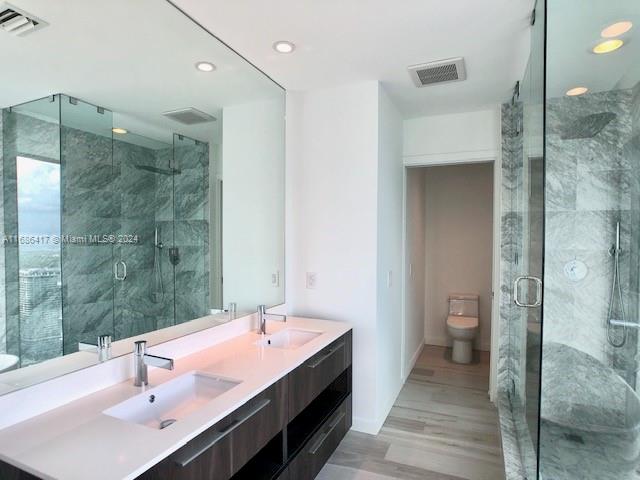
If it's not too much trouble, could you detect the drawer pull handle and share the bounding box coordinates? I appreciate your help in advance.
[307,342,344,369]
[308,410,346,455]
[174,398,271,467]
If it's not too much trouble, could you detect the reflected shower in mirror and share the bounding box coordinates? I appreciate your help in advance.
[0,0,285,394]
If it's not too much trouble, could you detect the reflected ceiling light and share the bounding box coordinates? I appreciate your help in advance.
[601,21,633,38]
[195,61,216,72]
[273,41,295,54]
[112,127,128,135]
[593,39,624,54]
[566,87,588,96]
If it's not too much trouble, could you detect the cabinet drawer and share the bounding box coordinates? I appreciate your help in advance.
[289,333,351,420]
[138,379,285,480]
[288,395,351,480]
[229,380,286,474]
[138,416,232,480]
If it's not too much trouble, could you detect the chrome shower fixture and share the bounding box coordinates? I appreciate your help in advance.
[607,221,627,347]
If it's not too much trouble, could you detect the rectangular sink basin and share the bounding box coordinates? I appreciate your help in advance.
[257,329,322,349]
[104,371,241,430]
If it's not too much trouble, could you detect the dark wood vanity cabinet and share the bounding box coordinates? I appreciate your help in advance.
[0,330,352,480]
[288,333,352,420]
[288,396,352,480]
[141,329,353,480]
[139,380,286,480]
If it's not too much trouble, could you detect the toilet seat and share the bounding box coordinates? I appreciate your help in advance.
[446,315,478,329]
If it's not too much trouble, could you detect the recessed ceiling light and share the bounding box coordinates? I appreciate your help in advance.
[601,21,633,38]
[273,41,295,54]
[195,61,216,72]
[112,127,128,135]
[566,87,588,96]
[593,39,624,54]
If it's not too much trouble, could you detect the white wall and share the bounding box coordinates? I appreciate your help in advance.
[287,82,404,434]
[287,82,380,432]
[404,168,426,375]
[222,98,285,314]
[423,163,494,351]
[403,109,500,166]
[375,87,404,419]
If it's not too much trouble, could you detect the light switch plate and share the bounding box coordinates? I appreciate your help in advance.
[271,270,280,287]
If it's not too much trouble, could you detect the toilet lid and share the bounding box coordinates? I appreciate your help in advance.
[447,315,478,329]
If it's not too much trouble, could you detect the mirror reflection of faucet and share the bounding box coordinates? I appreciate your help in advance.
[78,335,112,362]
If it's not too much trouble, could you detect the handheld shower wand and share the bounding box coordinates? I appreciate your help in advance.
[607,221,627,348]
[151,226,164,303]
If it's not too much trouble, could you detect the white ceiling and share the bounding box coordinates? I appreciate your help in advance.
[547,1,640,98]
[0,0,283,144]
[172,0,534,117]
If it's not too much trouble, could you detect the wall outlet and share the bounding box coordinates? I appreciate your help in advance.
[306,272,317,289]
[271,270,280,287]
[387,270,392,288]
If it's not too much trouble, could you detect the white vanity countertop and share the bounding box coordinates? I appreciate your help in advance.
[0,317,351,480]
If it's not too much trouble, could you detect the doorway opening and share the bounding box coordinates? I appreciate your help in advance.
[404,161,495,389]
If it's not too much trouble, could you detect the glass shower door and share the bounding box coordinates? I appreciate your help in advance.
[5,95,63,366]
[171,134,209,324]
[59,95,116,352]
[539,1,640,479]
[506,0,545,476]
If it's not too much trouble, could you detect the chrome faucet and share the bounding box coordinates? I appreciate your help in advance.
[78,334,112,362]
[257,304,286,335]
[133,340,174,387]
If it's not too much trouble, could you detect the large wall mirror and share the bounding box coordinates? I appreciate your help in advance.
[0,0,285,393]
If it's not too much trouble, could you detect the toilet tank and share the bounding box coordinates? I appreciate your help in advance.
[449,294,479,317]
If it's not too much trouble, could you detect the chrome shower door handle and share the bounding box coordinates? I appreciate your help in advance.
[513,275,542,307]
[114,261,127,281]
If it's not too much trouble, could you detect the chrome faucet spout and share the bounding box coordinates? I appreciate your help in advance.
[133,340,174,387]
[257,304,287,335]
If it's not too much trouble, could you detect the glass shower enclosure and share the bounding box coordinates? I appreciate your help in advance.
[0,94,211,367]
[539,1,640,479]
[502,1,640,478]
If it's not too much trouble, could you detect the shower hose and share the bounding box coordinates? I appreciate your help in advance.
[607,244,627,348]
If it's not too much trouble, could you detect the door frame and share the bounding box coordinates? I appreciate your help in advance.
[401,152,502,402]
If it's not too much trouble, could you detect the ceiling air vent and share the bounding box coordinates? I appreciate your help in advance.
[162,107,217,125]
[0,3,47,36]
[408,57,467,88]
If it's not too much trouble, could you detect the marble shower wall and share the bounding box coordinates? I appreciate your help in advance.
[543,88,639,380]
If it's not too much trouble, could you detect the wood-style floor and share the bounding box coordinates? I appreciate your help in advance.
[318,345,505,480]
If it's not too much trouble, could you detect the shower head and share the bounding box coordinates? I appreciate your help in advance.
[134,165,181,175]
[560,112,616,140]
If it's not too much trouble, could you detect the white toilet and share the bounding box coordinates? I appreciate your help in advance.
[446,294,479,364]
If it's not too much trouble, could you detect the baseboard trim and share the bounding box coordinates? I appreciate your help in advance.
[352,415,385,435]
[404,342,424,382]
[424,337,491,352]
